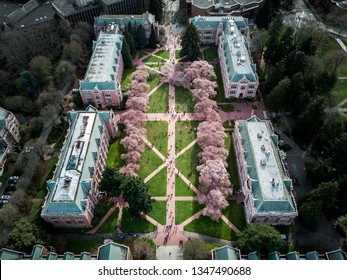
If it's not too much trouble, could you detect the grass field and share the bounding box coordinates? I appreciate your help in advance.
[204,47,218,62]
[175,121,199,153]
[138,50,149,59]
[96,209,119,233]
[143,55,167,63]
[144,121,168,157]
[35,156,59,199]
[121,66,137,91]
[146,167,167,197]
[175,201,204,225]
[121,207,156,233]
[147,83,169,113]
[138,145,163,181]
[147,200,167,225]
[218,104,234,112]
[147,73,161,92]
[106,139,125,169]
[175,86,195,113]
[329,79,347,106]
[185,214,237,240]
[64,239,104,254]
[222,201,246,231]
[175,144,201,187]
[154,50,170,59]
[213,65,228,103]
[225,132,240,191]
[175,174,197,196]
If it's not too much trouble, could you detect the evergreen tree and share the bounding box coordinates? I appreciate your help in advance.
[136,24,147,49]
[120,176,154,216]
[124,29,136,54]
[148,24,157,49]
[127,22,135,39]
[122,39,133,68]
[149,0,163,23]
[181,23,201,61]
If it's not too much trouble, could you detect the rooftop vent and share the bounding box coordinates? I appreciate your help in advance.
[260,159,266,166]
[257,132,262,138]
[261,144,266,151]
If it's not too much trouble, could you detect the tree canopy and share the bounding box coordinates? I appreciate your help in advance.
[149,0,164,23]
[148,24,157,49]
[237,223,283,253]
[183,238,210,260]
[180,23,201,61]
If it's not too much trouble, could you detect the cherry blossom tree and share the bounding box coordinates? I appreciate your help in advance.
[125,97,148,112]
[191,79,217,100]
[198,189,229,220]
[130,67,149,83]
[160,62,175,81]
[198,146,229,167]
[194,98,218,114]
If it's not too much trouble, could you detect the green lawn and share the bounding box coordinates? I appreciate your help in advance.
[64,239,104,254]
[175,121,199,153]
[154,50,170,59]
[222,201,246,231]
[138,50,149,59]
[329,79,347,106]
[96,209,119,233]
[337,60,347,77]
[317,34,341,57]
[92,202,113,227]
[144,121,168,157]
[175,174,196,196]
[147,83,169,113]
[175,201,204,225]
[204,47,218,62]
[185,214,237,240]
[175,144,201,187]
[143,55,167,63]
[137,145,163,181]
[218,104,234,112]
[146,167,167,197]
[225,132,240,191]
[147,72,161,92]
[35,156,59,199]
[213,65,227,103]
[147,200,167,225]
[121,66,137,91]
[175,50,184,59]
[121,207,156,233]
[106,139,125,168]
[29,200,42,214]
[175,86,195,113]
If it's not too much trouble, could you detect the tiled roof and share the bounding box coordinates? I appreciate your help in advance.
[213,245,241,260]
[97,242,128,260]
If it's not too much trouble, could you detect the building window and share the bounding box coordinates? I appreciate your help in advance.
[231,91,236,94]
[247,91,253,94]
[249,85,255,89]
[241,86,246,90]
[231,85,237,89]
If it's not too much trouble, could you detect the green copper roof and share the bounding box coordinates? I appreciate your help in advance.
[0,248,24,260]
[47,252,58,260]
[306,251,320,260]
[213,246,241,260]
[80,252,92,260]
[267,251,280,260]
[326,250,347,260]
[287,251,300,260]
[63,252,75,260]
[247,252,260,260]
[97,242,128,260]
[31,245,44,260]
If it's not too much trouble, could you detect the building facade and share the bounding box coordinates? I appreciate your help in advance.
[233,116,298,225]
[94,11,158,40]
[0,108,20,174]
[184,0,263,17]
[52,0,149,25]
[41,106,117,227]
[191,16,258,98]
[79,23,124,108]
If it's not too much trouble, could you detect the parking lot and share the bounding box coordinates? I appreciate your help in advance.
[0,175,19,207]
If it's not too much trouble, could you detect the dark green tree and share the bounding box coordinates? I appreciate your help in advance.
[122,39,133,68]
[183,238,210,260]
[135,24,147,49]
[264,16,284,65]
[254,0,281,29]
[181,23,201,61]
[7,218,51,253]
[148,24,157,49]
[298,200,322,231]
[99,167,123,197]
[131,238,156,260]
[265,77,290,112]
[120,176,154,216]
[149,0,164,23]
[16,71,40,96]
[236,223,283,254]
[124,30,136,54]
[127,22,135,40]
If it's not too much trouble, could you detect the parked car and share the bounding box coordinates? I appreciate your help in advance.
[1,195,11,200]
[0,199,9,206]
[4,185,16,192]
[9,176,19,181]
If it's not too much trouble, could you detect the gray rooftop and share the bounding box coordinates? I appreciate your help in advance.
[52,0,98,16]
[192,0,263,9]
[0,1,19,19]
[16,1,56,27]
